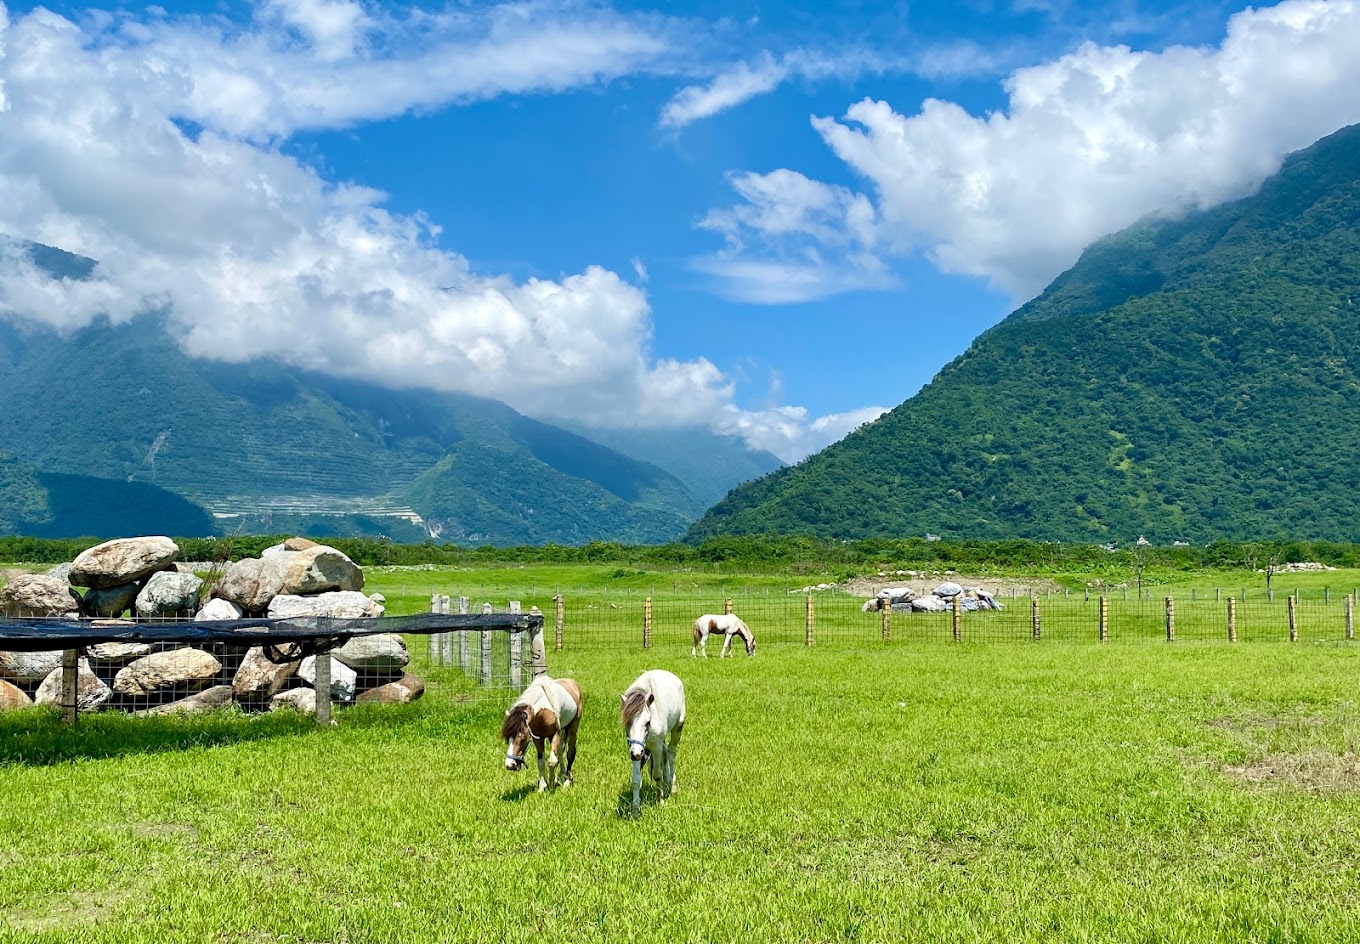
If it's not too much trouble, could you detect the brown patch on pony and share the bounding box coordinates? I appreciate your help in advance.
[500,704,530,740]
[621,688,649,727]
[529,708,558,739]
[556,678,583,714]
[708,618,719,632]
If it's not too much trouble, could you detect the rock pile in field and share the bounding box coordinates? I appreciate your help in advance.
[862,583,1005,613]
[0,535,421,717]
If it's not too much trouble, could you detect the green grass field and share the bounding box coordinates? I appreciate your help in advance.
[6,632,1360,943]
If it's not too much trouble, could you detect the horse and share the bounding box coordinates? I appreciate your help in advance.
[620,669,685,815]
[691,614,756,658]
[501,674,582,792]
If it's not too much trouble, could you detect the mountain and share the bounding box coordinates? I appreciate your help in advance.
[561,424,784,506]
[689,123,1360,544]
[0,311,707,544]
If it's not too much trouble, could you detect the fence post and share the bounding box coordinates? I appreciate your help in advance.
[643,597,653,649]
[61,648,80,726]
[554,594,565,651]
[952,594,962,643]
[509,629,523,690]
[1099,596,1108,643]
[1227,596,1237,643]
[1031,596,1041,642]
[315,651,332,727]
[457,597,470,668]
[440,595,453,664]
[1288,594,1298,643]
[1326,586,1331,605]
[428,594,441,664]
[481,603,493,686]
[1165,596,1175,643]
[805,595,815,647]
[724,597,733,616]
[1348,594,1355,641]
[881,601,891,641]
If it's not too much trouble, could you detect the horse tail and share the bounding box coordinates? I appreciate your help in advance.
[692,618,704,644]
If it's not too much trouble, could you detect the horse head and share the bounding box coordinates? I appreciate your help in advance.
[621,688,653,761]
[501,704,532,771]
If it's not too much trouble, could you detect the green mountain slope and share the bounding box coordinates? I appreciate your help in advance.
[689,123,1360,544]
[0,315,700,544]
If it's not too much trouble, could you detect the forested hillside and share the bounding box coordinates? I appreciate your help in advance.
[689,123,1360,544]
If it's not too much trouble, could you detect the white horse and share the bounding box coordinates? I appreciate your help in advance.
[692,614,756,658]
[501,674,582,792]
[620,669,685,816]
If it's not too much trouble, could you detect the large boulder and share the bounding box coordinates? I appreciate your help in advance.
[45,563,72,583]
[87,641,153,663]
[195,598,245,621]
[232,647,300,702]
[277,545,364,595]
[283,537,318,552]
[271,687,317,714]
[34,659,113,711]
[356,674,425,704]
[213,558,285,613]
[298,655,357,702]
[81,582,140,618]
[69,537,179,590]
[0,574,80,618]
[136,685,234,716]
[910,596,948,612]
[267,592,382,620]
[332,634,408,673]
[112,648,222,697]
[0,650,64,684]
[135,572,203,619]
[0,679,32,710]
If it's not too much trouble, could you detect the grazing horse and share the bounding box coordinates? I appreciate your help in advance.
[692,614,756,658]
[501,675,582,792]
[620,669,685,815]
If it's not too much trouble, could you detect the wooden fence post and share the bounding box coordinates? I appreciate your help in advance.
[881,601,891,642]
[1288,594,1298,643]
[458,597,470,668]
[528,607,547,678]
[440,595,453,664]
[1227,596,1237,643]
[1164,596,1175,642]
[554,593,565,651]
[1099,596,1109,643]
[428,594,440,664]
[952,594,962,643]
[315,651,332,727]
[724,597,733,616]
[1031,596,1041,642]
[481,603,493,687]
[61,648,80,726]
[1347,594,1354,641]
[805,595,815,647]
[643,597,653,649]
[509,629,523,690]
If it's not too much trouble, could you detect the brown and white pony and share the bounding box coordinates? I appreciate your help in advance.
[621,669,685,816]
[501,675,582,792]
[691,614,756,658]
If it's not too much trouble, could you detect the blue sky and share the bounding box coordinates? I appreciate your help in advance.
[1,0,1358,459]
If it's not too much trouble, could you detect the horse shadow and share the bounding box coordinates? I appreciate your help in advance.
[613,784,666,819]
[500,783,540,803]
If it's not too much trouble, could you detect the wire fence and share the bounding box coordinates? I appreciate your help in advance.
[412,586,1360,651]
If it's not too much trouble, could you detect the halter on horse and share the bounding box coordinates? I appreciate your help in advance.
[691,614,756,658]
[502,675,582,792]
[621,669,686,816]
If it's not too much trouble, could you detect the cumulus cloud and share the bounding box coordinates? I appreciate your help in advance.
[701,0,1360,301]
[715,405,889,461]
[0,2,865,463]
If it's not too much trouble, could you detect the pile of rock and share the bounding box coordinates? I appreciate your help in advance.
[0,535,423,716]
[862,582,1005,614]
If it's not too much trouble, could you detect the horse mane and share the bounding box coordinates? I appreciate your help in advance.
[621,687,649,727]
[500,703,530,740]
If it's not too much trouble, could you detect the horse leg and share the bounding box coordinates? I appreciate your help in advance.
[721,633,733,658]
[631,758,642,815]
[700,633,708,658]
[563,719,578,787]
[547,731,563,789]
[534,739,548,792]
[666,722,684,797]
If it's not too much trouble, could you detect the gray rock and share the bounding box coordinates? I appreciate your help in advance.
[298,655,356,702]
[195,598,245,621]
[35,659,113,711]
[0,679,32,710]
[213,557,285,613]
[135,572,203,619]
[270,688,317,714]
[332,634,408,673]
[81,582,140,618]
[87,641,153,663]
[357,673,425,704]
[283,537,318,552]
[932,582,964,599]
[0,649,65,684]
[112,648,222,697]
[70,536,180,589]
[45,563,72,583]
[137,685,234,716]
[0,574,80,618]
[267,591,382,620]
[277,545,364,595]
[232,647,299,702]
[910,596,948,612]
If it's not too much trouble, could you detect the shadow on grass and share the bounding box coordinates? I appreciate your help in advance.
[614,784,667,819]
[0,706,323,767]
[500,783,539,802]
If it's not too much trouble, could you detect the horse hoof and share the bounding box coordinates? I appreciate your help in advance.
[537,782,548,793]
[548,753,559,767]
[562,778,573,789]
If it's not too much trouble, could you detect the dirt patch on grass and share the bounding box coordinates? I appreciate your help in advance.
[1207,707,1360,792]
[1223,751,1360,792]
[3,888,131,933]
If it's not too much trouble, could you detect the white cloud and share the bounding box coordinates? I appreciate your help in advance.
[715,404,889,462]
[660,51,789,128]
[0,2,869,464]
[701,0,1360,302]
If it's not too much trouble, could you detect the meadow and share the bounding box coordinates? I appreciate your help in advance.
[5,567,1360,942]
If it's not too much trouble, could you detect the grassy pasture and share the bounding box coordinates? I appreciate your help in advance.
[5,635,1360,942]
